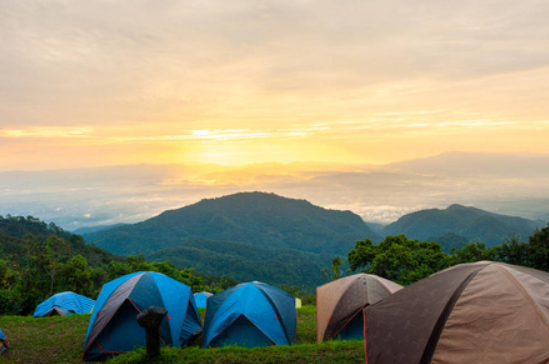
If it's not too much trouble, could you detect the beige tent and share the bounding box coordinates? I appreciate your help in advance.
[316,273,402,342]
[364,261,549,364]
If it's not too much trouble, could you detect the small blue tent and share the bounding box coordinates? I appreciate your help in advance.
[203,281,296,348]
[83,271,202,361]
[0,327,7,354]
[194,291,213,308]
[34,291,95,317]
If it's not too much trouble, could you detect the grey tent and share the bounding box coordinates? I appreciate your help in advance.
[363,261,549,364]
[316,273,402,342]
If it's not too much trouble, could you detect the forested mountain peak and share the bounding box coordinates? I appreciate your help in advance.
[86,191,381,256]
[384,204,544,246]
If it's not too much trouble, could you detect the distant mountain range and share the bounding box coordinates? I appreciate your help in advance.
[81,192,547,287]
[84,192,382,286]
[85,192,381,256]
[383,204,544,247]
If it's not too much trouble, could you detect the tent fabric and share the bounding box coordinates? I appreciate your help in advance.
[316,273,402,342]
[363,261,549,364]
[83,271,202,361]
[203,281,296,348]
[194,291,213,308]
[0,327,7,354]
[33,291,95,318]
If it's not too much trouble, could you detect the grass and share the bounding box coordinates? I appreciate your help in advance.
[0,306,364,364]
[0,314,90,364]
[108,341,364,364]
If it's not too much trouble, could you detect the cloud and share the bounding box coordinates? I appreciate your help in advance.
[0,0,548,170]
[0,127,93,138]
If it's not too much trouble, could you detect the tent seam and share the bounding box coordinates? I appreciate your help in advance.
[322,278,360,341]
[83,273,145,355]
[419,268,482,364]
[498,265,549,333]
[255,284,292,345]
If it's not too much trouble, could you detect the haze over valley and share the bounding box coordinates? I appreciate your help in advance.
[1,152,548,231]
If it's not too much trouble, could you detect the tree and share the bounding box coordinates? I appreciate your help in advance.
[448,242,495,265]
[491,234,530,266]
[321,256,346,282]
[19,233,39,291]
[348,238,377,272]
[39,236,70,296]
[526,223,549,271]
[348,235,450,285]
[62,255,94,296]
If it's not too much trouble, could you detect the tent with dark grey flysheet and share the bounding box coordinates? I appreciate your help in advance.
[33,291,95,317]
[363,261,549,364]
[83,271,202,361]
[316,273,402,342]
[203,281,296,348]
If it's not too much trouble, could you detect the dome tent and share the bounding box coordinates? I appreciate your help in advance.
[194,291,213,308]
[83,271,202,361]
[203,281,296,348]
[0,327,7,354]
[33,291,95,317]
[363,261,549,364]
[317,273,402,342]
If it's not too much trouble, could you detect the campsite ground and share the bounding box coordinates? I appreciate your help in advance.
[0,306,364,364]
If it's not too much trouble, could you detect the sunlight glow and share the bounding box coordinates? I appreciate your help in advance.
[1,1,549,171]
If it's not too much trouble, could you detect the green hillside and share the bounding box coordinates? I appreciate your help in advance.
[384,204,543,246]
[0,215,118,267]
[148,238,330,287]
[85,192,381,257]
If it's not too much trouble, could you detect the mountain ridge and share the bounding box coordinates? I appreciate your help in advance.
[85,191,382,256]
[383,203,544,246]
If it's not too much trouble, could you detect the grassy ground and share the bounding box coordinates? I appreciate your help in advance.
[0,314,90,364]
[0,306,364,364]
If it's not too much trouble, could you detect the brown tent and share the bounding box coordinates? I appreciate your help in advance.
[317,273,402,342]
[363,261,549,364]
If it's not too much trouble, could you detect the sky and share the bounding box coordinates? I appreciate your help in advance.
[1,0,549,172]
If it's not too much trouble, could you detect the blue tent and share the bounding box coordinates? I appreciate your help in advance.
[0,327,7,354]
[194,291,213,308]
[203,281,296,348]
[83,271,202,361]
[34,291,95,317]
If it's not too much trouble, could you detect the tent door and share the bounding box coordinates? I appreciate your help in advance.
[93,300,147,355]
[210,315,273,348]
[335,311,364,340]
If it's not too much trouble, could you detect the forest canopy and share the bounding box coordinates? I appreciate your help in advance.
[347,223,549,285]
